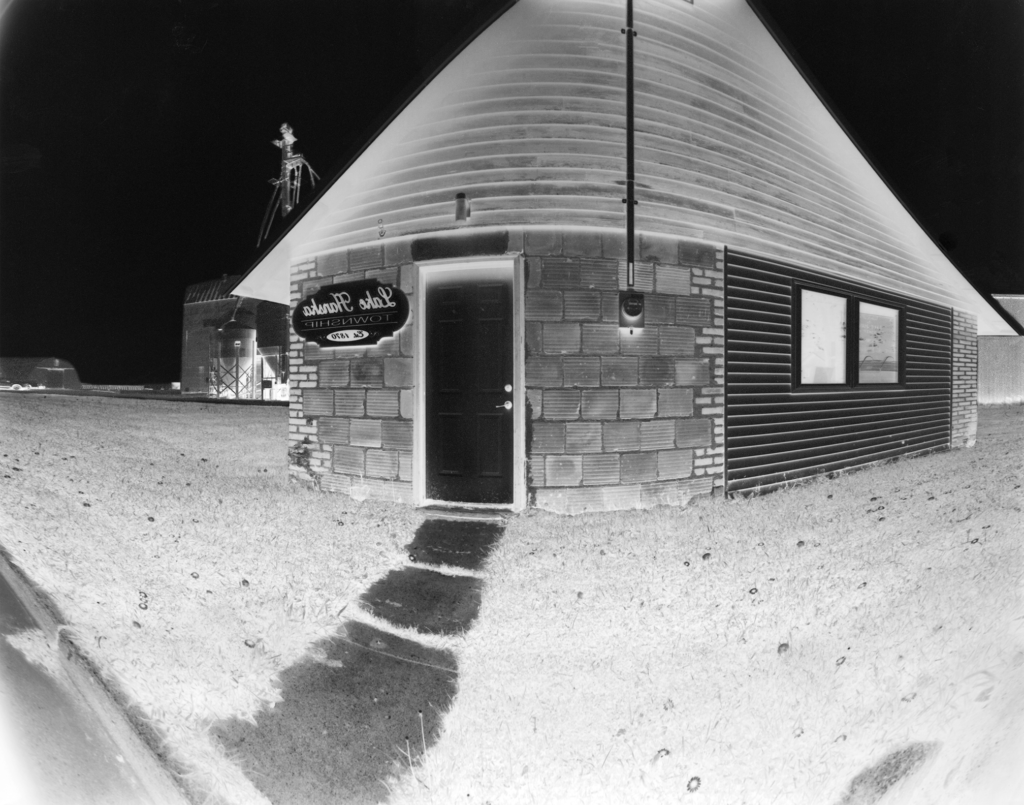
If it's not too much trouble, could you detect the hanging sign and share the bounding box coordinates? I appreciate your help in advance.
[293,279,410,346]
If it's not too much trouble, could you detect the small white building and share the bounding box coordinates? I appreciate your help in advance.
[980,295,1024,404]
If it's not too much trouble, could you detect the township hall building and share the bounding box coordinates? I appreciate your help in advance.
[234,0,1018,514]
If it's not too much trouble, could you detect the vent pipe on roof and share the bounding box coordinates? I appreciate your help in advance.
[455,192,470,223]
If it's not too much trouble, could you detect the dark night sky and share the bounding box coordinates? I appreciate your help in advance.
[1,0,1021,384]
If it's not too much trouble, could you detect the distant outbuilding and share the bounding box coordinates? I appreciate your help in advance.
[0,357,82,389]
[980,296,1024,404]
[181,275,289,400]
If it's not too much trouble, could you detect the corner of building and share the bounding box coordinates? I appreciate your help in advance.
[952,309,978,448]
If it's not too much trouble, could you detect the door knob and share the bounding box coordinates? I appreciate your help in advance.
[504,384,513,392]
[496,401,512,410]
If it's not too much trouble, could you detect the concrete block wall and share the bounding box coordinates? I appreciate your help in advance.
[524,231,725,514]
[287,228,726,512]
[951,309,978,448]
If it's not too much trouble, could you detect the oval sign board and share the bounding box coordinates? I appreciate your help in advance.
[326,329,370,343]
[293,279,410,347]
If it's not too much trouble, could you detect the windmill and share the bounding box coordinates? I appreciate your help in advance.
[258,123,319,245]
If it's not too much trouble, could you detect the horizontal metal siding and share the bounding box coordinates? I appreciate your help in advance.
[725,251,952,495]
[249,0,1010,334]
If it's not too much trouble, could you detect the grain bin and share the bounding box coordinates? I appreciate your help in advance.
[214,312,257,399]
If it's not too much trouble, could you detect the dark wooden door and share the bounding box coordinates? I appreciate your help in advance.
[425,274,513,504]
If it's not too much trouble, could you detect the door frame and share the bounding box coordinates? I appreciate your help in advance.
[414,256,525,511]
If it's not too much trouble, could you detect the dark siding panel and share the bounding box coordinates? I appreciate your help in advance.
[725,251,952,494]
[728,410,953,448]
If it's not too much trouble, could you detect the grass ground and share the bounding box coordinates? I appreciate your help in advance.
[385,405,1024,805]
[1,393,1021,804]
[0,393,417,802]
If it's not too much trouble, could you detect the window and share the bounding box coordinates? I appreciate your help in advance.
[798,287,902,387]
[800,290,847,384]
[858,302,899,383]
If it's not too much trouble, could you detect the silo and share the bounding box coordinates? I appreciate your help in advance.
[213,309,257,399]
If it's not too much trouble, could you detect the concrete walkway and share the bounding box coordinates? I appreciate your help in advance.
[211,511,505,805]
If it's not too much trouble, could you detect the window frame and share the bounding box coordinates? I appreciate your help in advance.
[793,281,907,391]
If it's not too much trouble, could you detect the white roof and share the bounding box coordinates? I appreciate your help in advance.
[236,0,1013,335]
[992,295,1024,330]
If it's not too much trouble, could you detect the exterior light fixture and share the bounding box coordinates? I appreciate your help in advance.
[455,192,470,222]
[619,290,645,333]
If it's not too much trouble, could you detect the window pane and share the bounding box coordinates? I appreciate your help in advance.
[801,290,847,384]
[859,302,899,383]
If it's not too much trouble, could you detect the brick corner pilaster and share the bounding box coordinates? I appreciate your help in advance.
[951,309,978,449]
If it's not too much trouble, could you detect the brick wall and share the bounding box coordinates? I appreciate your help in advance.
[951,309,978,448]
[287,228,725,512]
[524,230,723,513]
[287,243,417,504]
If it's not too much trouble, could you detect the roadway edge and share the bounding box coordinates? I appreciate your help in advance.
[0,542,196,805]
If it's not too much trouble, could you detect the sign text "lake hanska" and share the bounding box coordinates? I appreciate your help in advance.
[301,285,397,317]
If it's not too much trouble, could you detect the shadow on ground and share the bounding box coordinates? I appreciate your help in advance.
[836,742,938,805]
[210,620,457,804]
[211,515,504,805]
